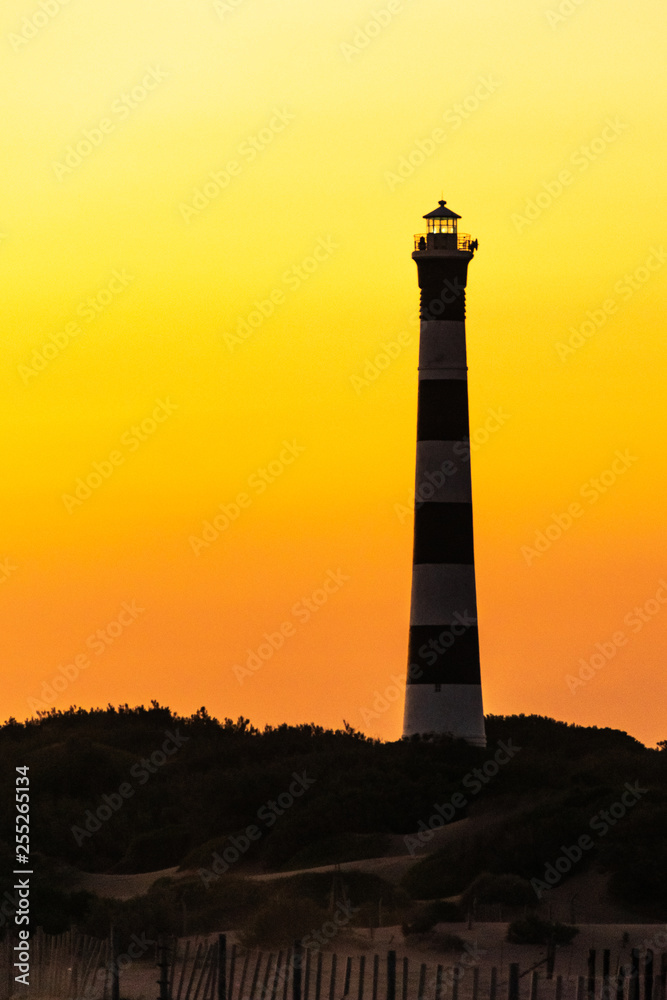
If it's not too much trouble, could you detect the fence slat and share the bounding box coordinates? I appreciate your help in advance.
[304,950,311,1000]
[344,957,352,999]
[417,964,426,1000]
[329,954,338,1000]
[530,971,539,1000]
[260,953,274,1000]
[315,952,323,1000]
[647,951,655,1000]
[387,952,396,1000]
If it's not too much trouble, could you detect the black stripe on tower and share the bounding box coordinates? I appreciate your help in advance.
[408,624,481,685]
[417,380,470,440]
[417,258,469,321]
[413,503,474,564]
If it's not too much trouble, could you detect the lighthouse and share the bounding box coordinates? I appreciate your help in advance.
[402,200,486,747]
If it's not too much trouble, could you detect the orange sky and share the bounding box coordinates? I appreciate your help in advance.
[1,0,666,746]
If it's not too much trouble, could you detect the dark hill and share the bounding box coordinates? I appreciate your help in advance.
[1,704,666,933]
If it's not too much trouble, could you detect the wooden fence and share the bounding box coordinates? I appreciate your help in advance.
[1,932,666,1000]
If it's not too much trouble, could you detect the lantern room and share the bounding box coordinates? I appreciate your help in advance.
[413,200,477,255]
[425,199,460,234]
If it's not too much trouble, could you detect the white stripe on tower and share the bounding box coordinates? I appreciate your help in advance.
[403,202,486,746]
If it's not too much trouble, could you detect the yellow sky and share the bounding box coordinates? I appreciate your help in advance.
[1,0,666,744]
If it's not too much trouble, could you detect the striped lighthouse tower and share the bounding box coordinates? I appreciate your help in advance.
[402,200,486,746]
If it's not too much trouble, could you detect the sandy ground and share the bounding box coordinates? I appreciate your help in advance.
[35,923,665,1000]
[66,865,184,900]
[63,811,647,927]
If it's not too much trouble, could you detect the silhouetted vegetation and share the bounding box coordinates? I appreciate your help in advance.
[402,900,462,936]
[507,914,578,945]
[1,704,666,933]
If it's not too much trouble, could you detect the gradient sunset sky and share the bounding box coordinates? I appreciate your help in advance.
[2,0,665,745]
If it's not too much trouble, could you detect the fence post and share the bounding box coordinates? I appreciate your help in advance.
[646,951,655,1000]
[271,951,284,1000]
[435,966,443,1000]
[657,957,667,1000]
[602,951,611,1000]
[248,952,262,1000]
[530,972,539,1000]
[304,951,311,1000]
[508,964,520,1000]
[110,927,120,1000]
[217,936,227,1000]
[387,952,396,1000]
[630,951,640,1000]
[157,936,171,1000]
[329,954,338,1000]
[546,938,555,981]
[588,951,597,1000]
[293,944,303,1000]
[169,937,179,1000]
[617,964,626,1000]
[315,953,323,1000]
[344,958,352,999]
[417,965,426,1000]
[358,956,366,1000]
[490,967,497,1000]
[402,958,408,1000]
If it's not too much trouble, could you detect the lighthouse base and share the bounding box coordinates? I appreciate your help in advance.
[403,684,486,747]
